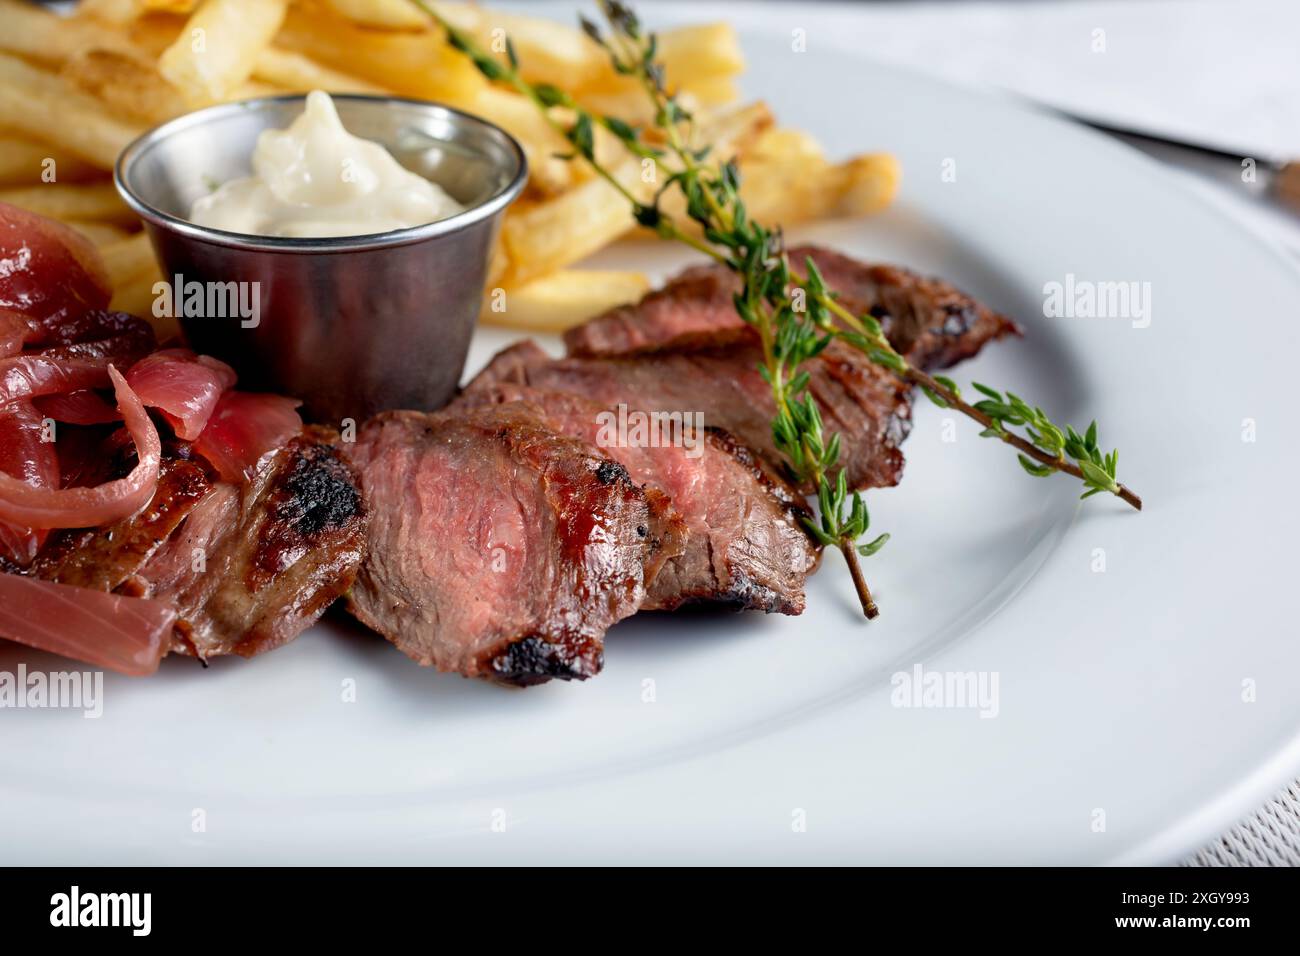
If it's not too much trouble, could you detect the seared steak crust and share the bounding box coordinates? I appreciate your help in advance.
[130,426,366,660]
[564,245,1020,370]
[30,458,211,591]
[344,403,678,685]
[455,383,819,614]
[468,337,911,492]
[24,426,366,661]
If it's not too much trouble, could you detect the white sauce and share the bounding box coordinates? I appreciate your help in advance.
[189,90,464,238]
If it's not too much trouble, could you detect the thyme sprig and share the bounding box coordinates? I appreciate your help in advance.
[412,0,1142,619]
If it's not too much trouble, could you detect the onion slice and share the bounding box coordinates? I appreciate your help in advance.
[127,348,236,440]
[33,389,121,425]
[0,573,174,676]
[0,365,160,529]
[194,391,303,483]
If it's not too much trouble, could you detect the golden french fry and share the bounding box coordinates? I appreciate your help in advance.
[0,134,102,186]
[440,3,606,90]
[158,0,287,105]
[0,0,137,63]
[739,150,900,226]
[111,267,178,340]
[828,153,902,217]
[252,46,385,93]
[323,0,427,30]
[64,220,134,247]
[500,156,651,286]
[582,22,744,97]
[99,232,158,289]
[683,75,739,107]
[0,56,142,169]
[141,0,197,13]
[75,0,146,23]
[61,47,186,123]
[749,127,825,165]
[125,12,187,55]
[483,269,650,332]
[275,4,484,104]
[468,86,577,197]
[0,181,136,226]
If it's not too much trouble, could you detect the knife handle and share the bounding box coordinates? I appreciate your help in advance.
[1275,162,1300,215]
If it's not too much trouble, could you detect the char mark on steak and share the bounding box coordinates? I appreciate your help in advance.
[24,425,366,662]
[466,336,911,493]
[126,425,366,660]
[453,384,820,614]
[563,244,1020,370]
[343,402,682,685]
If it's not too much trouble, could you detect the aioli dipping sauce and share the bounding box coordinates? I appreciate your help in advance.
[189,90,464,238]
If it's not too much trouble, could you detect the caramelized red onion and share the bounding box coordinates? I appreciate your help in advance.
[193,390,303,482]
[0,573,175,676]
[127,348,236,440]
[0,366,160,529]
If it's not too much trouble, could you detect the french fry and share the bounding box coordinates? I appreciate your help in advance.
[739,150,901,226]
[251,46,385,94]
[483,269,650,332]
[500,156,651,286]
[830,153,902,217]
[581,22,744,97]
[682,75,740,107]
[158,0,287,105]
[275,4,484,104]
[141,0,197,13]
[0,134,101,186]
[324,0,427,30]
[61,47,186,123]
[110,267,178,341]
[64,220,134,247]
[0,182,136,226]
[0,55,142,169]
[99,232,158,289]
[434,2,606,90]
[0,0,136,63]
[468,86,578,197]
[748,127,825,165]
[75,0,147,23]
[648,100,775,225]
[126,12,187,55]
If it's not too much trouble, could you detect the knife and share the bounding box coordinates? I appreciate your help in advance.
[1054,110,1300,215]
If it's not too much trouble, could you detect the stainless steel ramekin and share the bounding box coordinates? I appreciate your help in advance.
[115,94,527,423]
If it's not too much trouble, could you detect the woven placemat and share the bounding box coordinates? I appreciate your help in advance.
[1185,780,1300,866]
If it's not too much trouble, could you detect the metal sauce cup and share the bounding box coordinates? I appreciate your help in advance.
[114,94,527,423]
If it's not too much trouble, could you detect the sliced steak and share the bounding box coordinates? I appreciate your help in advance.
[343,402,681,685]
[127,426,367,660]
[28,457,212,590]
[563,244,1019,370]
[456,384,820,614]
[466,337,911,492]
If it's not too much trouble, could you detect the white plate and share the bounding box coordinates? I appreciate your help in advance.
[4,27,1300,866]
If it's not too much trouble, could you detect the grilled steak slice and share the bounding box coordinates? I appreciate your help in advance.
[564,244,1019,370]
[127,426,366,660]
[467,337,911,492]
[455,384,819,614]
[29,458,212,590]
[344,403,679,685]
